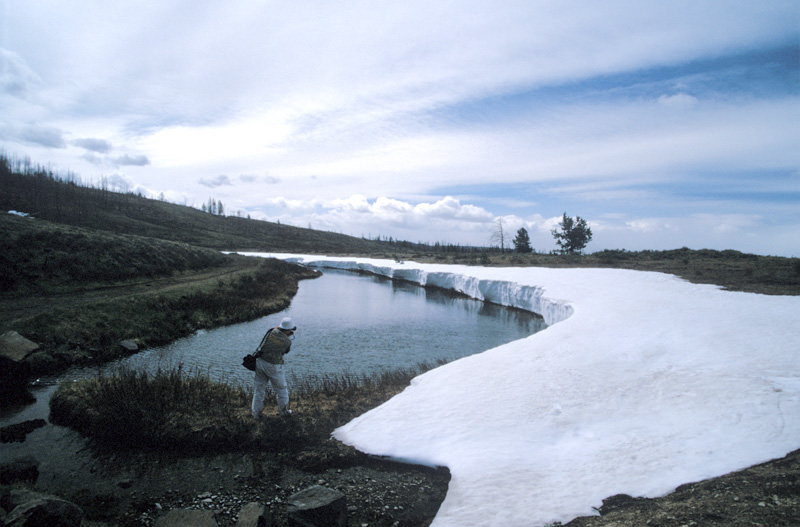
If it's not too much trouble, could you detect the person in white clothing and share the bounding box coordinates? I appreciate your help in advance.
[251,317,296,417]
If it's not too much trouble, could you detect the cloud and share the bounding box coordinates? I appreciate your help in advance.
[113,154,150,166]
[414,196,493,223]
[199,174,233,188]
[80,152,104,165]
[239,173,281,184]
[0,124,67,148]
[658,93,699,108]
[259,194,500,242]
[103,172,133,193]
[0,48,41,98]
[73,137,112,153]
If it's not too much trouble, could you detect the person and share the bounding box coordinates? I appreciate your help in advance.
[251,317,296,417]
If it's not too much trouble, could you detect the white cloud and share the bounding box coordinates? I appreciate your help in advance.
[113,154,150,167]
[73,137,112,153]
[199,174,233,188]
[0,124,66,148]
[103,172,133,193]
[0,48,41,98]
[658,93,699,108]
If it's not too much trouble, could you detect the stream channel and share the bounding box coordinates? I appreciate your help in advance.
[1,266,546,500]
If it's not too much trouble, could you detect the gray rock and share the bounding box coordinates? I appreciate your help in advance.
[1,419,47,443]
[0,355,33,403]
[5,496,83,527]
[154,509,218,527]
[0,456,39,485]
[287,485,347,527]
[1,488,50,513]
[23,351,60,375]
[236,502,272,527]
[0,331,39,361]
[119,339,139,352]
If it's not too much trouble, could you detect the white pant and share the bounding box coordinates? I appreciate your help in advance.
[251,359,289,417]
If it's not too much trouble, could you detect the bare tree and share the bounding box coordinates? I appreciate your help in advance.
[491,218,507,253]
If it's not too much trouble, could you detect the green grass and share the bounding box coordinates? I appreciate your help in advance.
[0,214,229,294]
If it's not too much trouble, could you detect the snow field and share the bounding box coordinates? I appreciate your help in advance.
[241,253,800,527]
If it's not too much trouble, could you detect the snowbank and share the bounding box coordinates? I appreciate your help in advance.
[241,253,800,527]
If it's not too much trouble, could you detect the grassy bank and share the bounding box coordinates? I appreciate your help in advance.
[9,257,318,375]
[0,213,320,376]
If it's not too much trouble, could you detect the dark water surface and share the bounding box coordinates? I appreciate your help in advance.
[1,268,545,479]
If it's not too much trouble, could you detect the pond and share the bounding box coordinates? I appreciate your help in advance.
[110,266,547,386]
[1,268,546,478]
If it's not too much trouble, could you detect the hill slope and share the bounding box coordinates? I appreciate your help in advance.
[0,157,384,253]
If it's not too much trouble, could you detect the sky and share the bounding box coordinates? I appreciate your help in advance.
[272,254,800,526]
[1,1,799,256]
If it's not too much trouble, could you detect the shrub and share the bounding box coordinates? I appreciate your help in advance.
[50,365,255,451]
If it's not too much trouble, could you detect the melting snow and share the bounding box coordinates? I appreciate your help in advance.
[241,253,800,527]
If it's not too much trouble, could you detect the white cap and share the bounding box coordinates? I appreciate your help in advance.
[279,317,296,330]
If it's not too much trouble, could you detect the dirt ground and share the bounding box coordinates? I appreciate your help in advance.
[14,417,796,527]
[562,448,800,527]
[37,445,800,527]
[12,432,450,527]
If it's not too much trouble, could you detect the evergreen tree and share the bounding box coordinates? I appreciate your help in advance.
[513,227,533,253]
[551,212,593,254]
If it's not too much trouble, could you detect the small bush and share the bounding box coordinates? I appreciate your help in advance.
[50,365,255,451]
[49,360,448,454]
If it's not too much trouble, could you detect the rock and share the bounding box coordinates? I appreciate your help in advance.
[119,340,139,352]
[4,496,83,527]
[1,488,50,513]
[0,331,39,362]
[0,355,33,404]
[287,485,347,527]
[23,351,60,375]
[0,455,39,485]
[1,419,47,443]
[236,502,272,527]
[598,494,648,515]
[154,509,218,527]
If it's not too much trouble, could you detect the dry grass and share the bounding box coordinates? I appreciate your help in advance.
[49,361,447,458]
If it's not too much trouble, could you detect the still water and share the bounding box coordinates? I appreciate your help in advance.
[87,267,545,387]
[2,268,546,426]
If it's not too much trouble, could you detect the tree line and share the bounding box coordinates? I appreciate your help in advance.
[493,213,593,255]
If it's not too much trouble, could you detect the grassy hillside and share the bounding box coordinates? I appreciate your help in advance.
[0,213,229,294]
[0,156,384,253]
